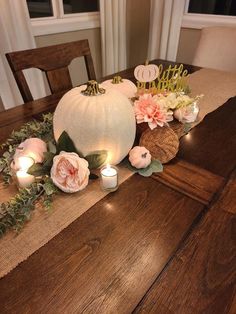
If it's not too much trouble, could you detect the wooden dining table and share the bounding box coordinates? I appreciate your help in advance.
[0,60,235,314]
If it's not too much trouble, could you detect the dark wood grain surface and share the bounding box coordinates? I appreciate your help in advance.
[153,158,225,204]
[0,176,204,314]
[0,60,235,313]
[178,96,236,178]
[134,170,236,314]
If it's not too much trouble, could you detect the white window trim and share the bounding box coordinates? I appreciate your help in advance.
[182,0,236,29]
[29,0,100,36]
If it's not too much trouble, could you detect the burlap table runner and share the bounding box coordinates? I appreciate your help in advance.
[0,68,236,278]
[0,166,133,278]
[187,68,236,127]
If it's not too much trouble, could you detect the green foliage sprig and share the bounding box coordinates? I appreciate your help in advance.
[125,159,163,177]
[1,113,54,151]
[0,113,54,184]
[0,178,58,236]
[0,113,57,236]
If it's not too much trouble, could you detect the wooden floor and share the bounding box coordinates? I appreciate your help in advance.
[0,61,235,313]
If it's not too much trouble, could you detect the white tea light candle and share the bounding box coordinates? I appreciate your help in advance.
[18,156,34,171]
[100,164,118,192]
[16,170,35,188]
[16,156,35,188]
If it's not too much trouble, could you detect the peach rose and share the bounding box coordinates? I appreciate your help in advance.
[51,151,90,193]
[174,102,199,123]
[11,138,47,171]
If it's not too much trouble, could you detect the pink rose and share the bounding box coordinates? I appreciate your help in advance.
[51,151,90,193]
[174,103,199,123]
[11,138,47,171]
[134,94,173,130]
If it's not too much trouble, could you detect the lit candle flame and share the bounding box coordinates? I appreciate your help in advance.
[18,156,34,171]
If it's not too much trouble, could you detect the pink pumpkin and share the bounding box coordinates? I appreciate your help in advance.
[129,146,151,169]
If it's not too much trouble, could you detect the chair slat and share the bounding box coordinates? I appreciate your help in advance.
[46,67,72,94]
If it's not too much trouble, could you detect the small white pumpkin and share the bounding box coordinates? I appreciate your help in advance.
[129,146,151,169]
[53,81,136,166]
[134,63,159,83]
[101,76,137,99]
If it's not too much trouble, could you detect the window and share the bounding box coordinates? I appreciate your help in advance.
[182,0,236,29]
[27,0,53,18]
[62,0,99,15]
[188,0,236,16]
[27,0,100,36]
[27,0,99,18]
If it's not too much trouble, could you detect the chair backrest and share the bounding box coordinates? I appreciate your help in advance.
[192,27,236,72]
[6,39,96,103]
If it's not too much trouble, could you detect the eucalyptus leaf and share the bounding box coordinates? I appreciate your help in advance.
[138,165,153,177]
[43,179,57,196]
[27,163,51,177]
[48,141,57,154]
[3,151,10,159]
[13,131,26,138]
[56,131,80,155]
[123,159,139,173]
[43,151,55,168]
[85,150,108,169]
[149,159,163,173]
[137,160,163,177]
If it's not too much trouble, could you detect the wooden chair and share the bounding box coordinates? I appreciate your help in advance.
[6,39,96,103]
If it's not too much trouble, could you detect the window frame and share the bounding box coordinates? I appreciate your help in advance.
[182,0,236,29]
[29,0,100,36]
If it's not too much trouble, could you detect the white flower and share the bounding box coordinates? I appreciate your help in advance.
[174,102,200,123]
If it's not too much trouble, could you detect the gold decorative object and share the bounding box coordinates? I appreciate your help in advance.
[140,126,179,164]
[81,80,105,96]
[112,76,123,84]
[135,62,189,94]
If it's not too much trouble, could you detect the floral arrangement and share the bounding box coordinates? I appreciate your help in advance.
[0,113,163,236]
[133,62,202,130]
[133,92,201,130]
[0,114,105,235]
[128,62,203,165]
[0,63,202,236]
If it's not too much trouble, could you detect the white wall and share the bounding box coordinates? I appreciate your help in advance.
[176,27,201,64]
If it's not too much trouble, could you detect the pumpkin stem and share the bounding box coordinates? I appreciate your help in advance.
[112,76,123,84]
[145,60,149,66]
[81,80,106,96]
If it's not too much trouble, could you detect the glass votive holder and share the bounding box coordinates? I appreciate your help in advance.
[16,170,35,189]
[100,164,118,192]
[15,156,35,189]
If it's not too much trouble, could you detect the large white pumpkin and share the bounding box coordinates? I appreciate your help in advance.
[53,81,136,165]
[101,76,137,99]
